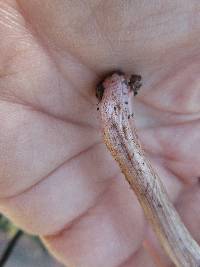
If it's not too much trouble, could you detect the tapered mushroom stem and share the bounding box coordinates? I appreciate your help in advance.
[98,72,200,267]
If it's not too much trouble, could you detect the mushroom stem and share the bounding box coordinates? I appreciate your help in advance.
[98,72,200,267]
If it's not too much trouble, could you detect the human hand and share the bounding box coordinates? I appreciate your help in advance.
[0,1,199,266]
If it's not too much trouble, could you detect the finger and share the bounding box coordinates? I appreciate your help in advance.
[1,162,146,267]
[0,143,117,235]
[43,177,145,267]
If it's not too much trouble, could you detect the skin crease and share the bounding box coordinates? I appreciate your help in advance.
[0,0,200,266]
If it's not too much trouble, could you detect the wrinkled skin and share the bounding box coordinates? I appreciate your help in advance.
[0,1,200,266]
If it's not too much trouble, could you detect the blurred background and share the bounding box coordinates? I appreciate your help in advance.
[0,214,64,267]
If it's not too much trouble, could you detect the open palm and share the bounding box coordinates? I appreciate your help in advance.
[0,1,200,266]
